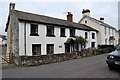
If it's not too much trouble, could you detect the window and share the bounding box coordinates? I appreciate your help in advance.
[70,29,75,37]
[105,38,107,44]
[46,26,55,37]
[92,33,95,39]
[105,27,106,35]
[32,44,41,55]
[30,24,39,36]
[85,20,87,23]
[60,28,66,37]
[109,28,110,35]
[47,44,54,54]
[85,32,88,39]
[91,42,95,48]
[112,29,114,35]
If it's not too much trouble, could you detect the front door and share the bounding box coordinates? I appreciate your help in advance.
[65,44,70,53]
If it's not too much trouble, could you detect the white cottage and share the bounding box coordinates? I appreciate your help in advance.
[79,9,119,46]
[5,3,98,64]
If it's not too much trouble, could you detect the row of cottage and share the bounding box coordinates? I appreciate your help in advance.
[5,3,119,64]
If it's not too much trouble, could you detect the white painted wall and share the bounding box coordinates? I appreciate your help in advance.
[19,22,97,56]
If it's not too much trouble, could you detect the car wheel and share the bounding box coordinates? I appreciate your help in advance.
[108,64,114,70]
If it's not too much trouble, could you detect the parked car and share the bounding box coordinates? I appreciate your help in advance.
[106,44,120,70]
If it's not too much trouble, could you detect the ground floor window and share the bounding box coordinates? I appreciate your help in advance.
[47,44,54,54]
[32,44,41,55]
[91,42,95,48]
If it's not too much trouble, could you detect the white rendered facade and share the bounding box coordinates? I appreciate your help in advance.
[19,22,97,56]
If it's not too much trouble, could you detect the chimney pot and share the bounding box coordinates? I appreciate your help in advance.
[9,3,15,12]
[100,17,104,22]
[82,9,90,16]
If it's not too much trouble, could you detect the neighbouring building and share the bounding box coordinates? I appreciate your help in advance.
[0,35,7,45]
[5,3,98,64]
[79,9,119,46]
[0,35,7,55]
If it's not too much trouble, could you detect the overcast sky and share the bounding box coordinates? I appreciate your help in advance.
[0,0,119,35]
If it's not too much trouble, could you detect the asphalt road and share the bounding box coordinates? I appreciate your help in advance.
[2,54,120,78]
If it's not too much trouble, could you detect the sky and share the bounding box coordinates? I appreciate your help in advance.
[0,0,119,35]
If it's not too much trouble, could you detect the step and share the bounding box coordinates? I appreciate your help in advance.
[0,55,9,64]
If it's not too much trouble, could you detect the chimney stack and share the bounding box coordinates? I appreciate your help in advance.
[9,3,15,12]
[67,12,73,22]
[100,17,104,22]
[82,9,90,17]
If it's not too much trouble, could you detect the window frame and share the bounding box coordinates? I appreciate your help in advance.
[32,44,41,55]
[85,32,88,39]
[92,33,95,39]
[46,25,55,37]
[47,44,54,55]
[30,24,39,36]
[105,27,107,35]
[70,28,75,37]
[91,42,95,48]
[60,28,66,37]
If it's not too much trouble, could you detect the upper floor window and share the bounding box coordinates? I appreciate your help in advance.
[70,28,75,37]
[85,20,87,23]
[109,28,110,35]
[112,29,114,35]
[32,44,41,55]
[105,27,106,35]
[46,26,55,37]
[60,28,66,37]
[85,32,88,39]
[92,33,95,39]
[30,24,39,36]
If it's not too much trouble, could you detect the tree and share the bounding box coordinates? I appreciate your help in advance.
[75,36,87,51]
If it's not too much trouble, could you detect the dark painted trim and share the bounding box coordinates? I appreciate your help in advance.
[18,19,98,32]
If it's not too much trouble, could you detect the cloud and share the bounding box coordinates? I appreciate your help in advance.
[0,1,119,35]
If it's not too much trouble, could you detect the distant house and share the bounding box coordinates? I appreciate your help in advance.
[79,9,119,46]
[0,35,7,45]
[5,3,98,64]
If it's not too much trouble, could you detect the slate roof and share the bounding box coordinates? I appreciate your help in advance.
[5,10,98,32]
[79,16,116,30]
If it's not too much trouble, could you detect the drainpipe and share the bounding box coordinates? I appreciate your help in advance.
[24,22,26,55]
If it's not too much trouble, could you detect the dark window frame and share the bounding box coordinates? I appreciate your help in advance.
[85,32,88,39]
[91,42,95,48]
[105,27,107,35]
[47,44,54,55]
[70,28,75,37]
[30,24,39,36]
[46,26,55,37]
[32,44,41,55]
[85,20,87,23]
[60,28,66,37]
[92,33,95,39]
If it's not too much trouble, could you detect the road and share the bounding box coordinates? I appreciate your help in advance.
[2,54,120,78]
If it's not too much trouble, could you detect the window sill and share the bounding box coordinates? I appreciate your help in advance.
[70,36,75,37]
[60,36,66,37]
[46,35,55,37]
[30,34,39,36]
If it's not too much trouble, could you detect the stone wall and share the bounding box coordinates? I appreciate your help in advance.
[0,45,7,55]
[15,47,114,66]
